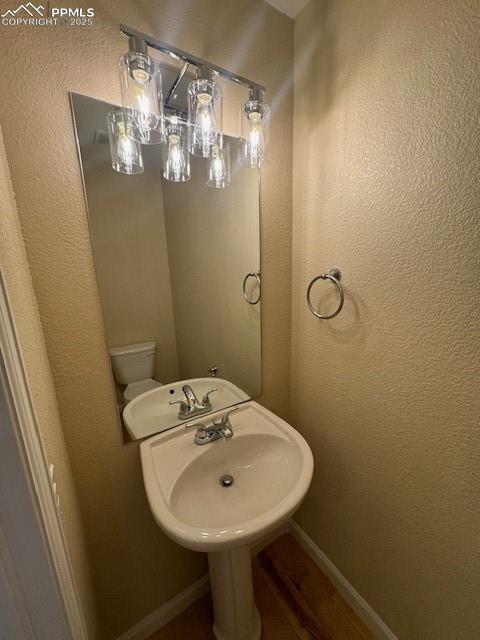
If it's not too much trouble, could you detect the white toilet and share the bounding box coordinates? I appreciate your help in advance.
[109,341,162,403]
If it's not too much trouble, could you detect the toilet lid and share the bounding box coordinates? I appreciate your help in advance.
[124,378,162,403]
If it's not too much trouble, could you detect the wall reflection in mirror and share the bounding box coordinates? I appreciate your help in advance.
[70,93,261,440]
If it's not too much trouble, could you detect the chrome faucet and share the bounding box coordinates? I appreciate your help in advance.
[169,384,217,419]
[185,407,239,445]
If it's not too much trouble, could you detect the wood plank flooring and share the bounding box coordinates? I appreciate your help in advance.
[147,533,375,640]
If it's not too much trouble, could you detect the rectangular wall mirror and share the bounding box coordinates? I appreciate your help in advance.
[70,93,261,440]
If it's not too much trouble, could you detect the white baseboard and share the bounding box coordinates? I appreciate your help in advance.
[116,574,210,640]
[289,520,398,640]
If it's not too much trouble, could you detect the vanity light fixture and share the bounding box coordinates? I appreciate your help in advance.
[240,87,271,168]
[162,115,191,182]
[106,109,144,175]
[119,35,164,145]
[188,66,223,158]
[113,25,268,185]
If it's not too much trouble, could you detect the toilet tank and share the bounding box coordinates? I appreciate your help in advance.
[109,341,156,384]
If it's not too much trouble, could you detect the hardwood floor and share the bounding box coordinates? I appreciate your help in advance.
[147,533,375,640]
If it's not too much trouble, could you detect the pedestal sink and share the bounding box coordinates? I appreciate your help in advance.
[140,401,313,640]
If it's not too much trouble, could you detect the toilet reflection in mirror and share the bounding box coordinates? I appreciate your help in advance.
[70,93,261,439]
[109,341,161,403]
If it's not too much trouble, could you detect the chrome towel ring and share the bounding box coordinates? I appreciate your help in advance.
[306,267,344,320]
[243,272,261,305]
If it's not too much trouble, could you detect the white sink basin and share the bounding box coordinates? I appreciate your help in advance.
[140,401,313,640]
[123,377,249,440]
[141,402,313,551]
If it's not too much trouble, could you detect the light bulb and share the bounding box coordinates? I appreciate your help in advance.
[162,117,190,182]
[247,113,264,167]
[211,146,225,181]
[117,124,137,165]
[207,140,230,188]
[165,134,184,181]
[132,85,156,135]
[119,50,164,145]
[106,110,143,175]
[134,86,151,116]
[240,96,271,168]
[196,93,215,150]
[188,75,223,157]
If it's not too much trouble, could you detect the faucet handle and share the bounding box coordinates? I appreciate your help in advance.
[185,420,211,445]
[221,406,239,424]
[184,421,207,434]
[169,399,187,411]
[202,388,217,406]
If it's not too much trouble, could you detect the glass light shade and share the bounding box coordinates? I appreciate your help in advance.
[162,117,191,182]
[188,78,223,157]
[119,51,164,145]
[240,100,271,168]
[106,109,144,175]
[207,139,230,188]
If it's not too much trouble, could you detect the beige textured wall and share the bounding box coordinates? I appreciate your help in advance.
[162,144,261,397]
[82,138,180,384]
[292,2,480,639]
[0,129,98,638]
[0,2,293,638]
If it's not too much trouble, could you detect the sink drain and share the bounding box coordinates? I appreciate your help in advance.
[219,474,234,488]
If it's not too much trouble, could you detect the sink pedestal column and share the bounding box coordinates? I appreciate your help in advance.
[208,546,261,640]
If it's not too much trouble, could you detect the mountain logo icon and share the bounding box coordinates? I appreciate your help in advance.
[1,3,44,17]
